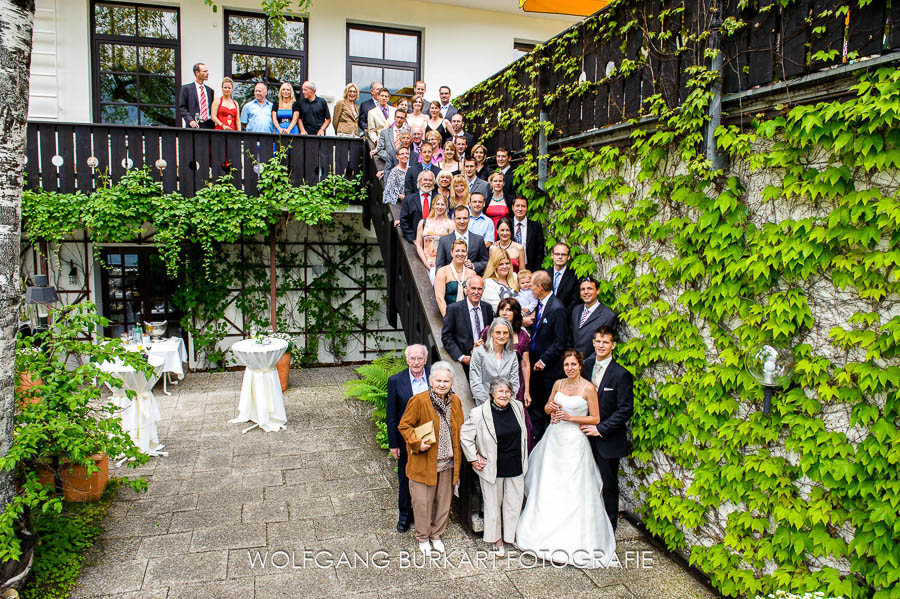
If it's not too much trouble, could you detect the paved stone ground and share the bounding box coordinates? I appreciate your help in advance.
[72,367,720,599]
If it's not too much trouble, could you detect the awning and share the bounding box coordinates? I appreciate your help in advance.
[519,0,611,17]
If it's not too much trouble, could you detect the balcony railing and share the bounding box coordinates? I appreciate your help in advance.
[24,122,366,199]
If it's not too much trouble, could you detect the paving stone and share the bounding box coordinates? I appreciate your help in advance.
[167,578,254,599]
[282,466,326,485]
[254,570,343,597]
[266,519,317,547]
[144,550,228,586]
[506,564,598,596]
[169,506,242,532]
[126,494,198,516]
[190,523,266,551]
[242,500,290,523]
[241,469,284,488]
[196,486,263,509]
[101,513,172,539]
[136,532,193,559]
[69,559,147,597]
[84,590,169,599]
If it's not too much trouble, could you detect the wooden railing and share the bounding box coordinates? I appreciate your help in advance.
[362,153,479,530]
[458,0,900,151]
[24,122,366,199]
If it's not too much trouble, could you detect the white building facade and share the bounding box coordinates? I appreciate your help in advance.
[29,0,576,123]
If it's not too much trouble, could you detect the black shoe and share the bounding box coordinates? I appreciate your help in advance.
[397,518,411,532]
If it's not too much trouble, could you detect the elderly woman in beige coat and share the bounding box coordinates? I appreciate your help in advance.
[460,376,528,555]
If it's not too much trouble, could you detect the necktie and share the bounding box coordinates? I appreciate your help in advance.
[580,305,590,327]
[422,192,429,216]
[515,222,523,244]
[472,306,482,341]
[554,271,562,293]
[468,180,474,191]
[530,301,544,351]
[382,105,389,119]
[199,85,209,120]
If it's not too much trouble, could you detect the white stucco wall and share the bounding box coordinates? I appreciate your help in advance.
[30,0,575,123]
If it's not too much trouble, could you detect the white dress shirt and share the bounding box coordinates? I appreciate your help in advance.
[514,217,528,244]
[591,355,613,388]
[579,301,599,327]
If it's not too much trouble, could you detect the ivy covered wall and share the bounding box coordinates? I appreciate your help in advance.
[539,69,899,598]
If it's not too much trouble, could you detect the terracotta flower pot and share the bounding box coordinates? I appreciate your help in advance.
[36,453,109,502]
[15,371,42,406]
[276,352,291,391]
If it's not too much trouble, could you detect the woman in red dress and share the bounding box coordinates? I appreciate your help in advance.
[211,77,241,131]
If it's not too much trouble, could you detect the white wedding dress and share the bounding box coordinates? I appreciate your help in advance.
[515,390,616,568]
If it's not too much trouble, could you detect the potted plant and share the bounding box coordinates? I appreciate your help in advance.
[0,303,149,583]
[268,331,296,391]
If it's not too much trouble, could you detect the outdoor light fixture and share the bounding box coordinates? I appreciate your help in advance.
[68,261,78,286]
[24,274,59,332]
[745,344,795,414]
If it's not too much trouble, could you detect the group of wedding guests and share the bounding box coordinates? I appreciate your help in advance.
[177,64,463,151]
[386,243,634,567]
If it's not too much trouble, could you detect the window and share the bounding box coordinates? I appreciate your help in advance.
[346,25,421,105]
[225,11,308,106]
[513,41,537,61]
[91,1,180,126]
[100,248,181,339]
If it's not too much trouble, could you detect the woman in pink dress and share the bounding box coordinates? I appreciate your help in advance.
[484,172,511,230]
[211,77,240,131]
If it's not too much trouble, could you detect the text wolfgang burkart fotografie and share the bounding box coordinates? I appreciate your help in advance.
[247,548,656,569]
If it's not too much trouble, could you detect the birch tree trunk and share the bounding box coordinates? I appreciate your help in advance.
[0,0,35,516]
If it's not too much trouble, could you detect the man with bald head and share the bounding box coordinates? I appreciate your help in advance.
[441,276,493,373]
[386,344,431,532]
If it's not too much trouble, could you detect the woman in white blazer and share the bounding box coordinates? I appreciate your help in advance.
[460,377,528,555]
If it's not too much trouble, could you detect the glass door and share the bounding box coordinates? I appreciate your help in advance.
[100,248,181,338]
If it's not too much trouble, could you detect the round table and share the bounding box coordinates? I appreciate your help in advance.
[100,354,167,457]
[229,338,288,433]
[125,337,188,395]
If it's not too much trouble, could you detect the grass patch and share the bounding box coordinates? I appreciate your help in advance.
[20,478,123,599]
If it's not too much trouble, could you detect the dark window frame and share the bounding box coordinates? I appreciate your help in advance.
[345,23,422,100]
[90,0,181,126]
[99,246,182,339]
[223,9,309,103]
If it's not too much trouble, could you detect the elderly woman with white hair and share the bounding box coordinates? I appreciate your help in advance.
[398,361,464,558]
[469,318,519,406]
[460,377,528,555]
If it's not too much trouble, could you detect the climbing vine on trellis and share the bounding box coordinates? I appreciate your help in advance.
[20,149,389,366]
[455,0,899,597]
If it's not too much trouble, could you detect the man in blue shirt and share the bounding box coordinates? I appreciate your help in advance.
[240,82,274,133]
[467,193,495,244]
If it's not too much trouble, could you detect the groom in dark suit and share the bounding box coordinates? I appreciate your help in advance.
[580,326,633,531]
[528,270,570,442]
[386,344,430,532]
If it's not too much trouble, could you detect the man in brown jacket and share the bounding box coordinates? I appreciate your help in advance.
[398,361,463,558]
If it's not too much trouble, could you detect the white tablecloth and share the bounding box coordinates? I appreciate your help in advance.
[100,354,165,455]
[125,337,187,378]
[229,338,288,432]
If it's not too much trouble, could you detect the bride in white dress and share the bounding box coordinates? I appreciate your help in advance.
[515,350,616,568]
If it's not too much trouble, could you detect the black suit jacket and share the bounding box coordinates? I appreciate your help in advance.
[547,267,579,312]
[399,191,427,243]
[434,232,490,275]
[582,356,633,459]
[502,167,515,197]
[178,82,214,128]
[404,162,441,197]
[359,98,377,133]
[571,302,618,357]
[441,300,493,361]
[530,294,569,377]
[515,218,545,273]
[386,366,431,449]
